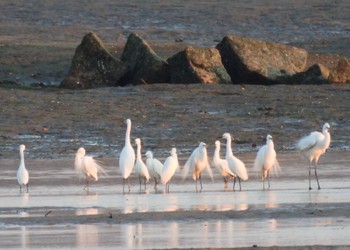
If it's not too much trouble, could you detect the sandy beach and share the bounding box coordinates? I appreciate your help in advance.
[1,0,350,249]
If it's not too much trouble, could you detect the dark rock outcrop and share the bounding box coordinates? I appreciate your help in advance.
[288,64,330,84]
[216,35,308,85]
[60,32,127,89]
[120,33,170,84]
[167,46,231,84]
[329,58,350,84]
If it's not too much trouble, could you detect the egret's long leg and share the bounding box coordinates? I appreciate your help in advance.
[314,162,321,190]
[138,176,142,190]
[309,162,312,190]
[238,177,242,191]
[127,178,131,192]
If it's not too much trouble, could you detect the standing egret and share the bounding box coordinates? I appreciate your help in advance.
[145,151,163,190]
[212,140,236,189]
[222,133,248,191]
[254,135,280,190]
[74,147,105,190]
[17,144,29,194]
[161,148,179,193]
[296,123,331,190]
[134,138,150,190]
[119,118,136,193]
[183,142,213,192]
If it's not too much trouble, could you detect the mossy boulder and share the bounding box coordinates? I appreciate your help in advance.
[329,58,350,84]
[120,33,170,84]
[167,46,231,84]
[60,32,127,89]
[216,35,308,84]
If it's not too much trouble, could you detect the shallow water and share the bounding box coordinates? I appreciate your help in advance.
[0,152,350,248]
[2,217,350,249]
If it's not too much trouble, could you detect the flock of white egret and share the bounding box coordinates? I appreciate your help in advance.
[16,119,331,194]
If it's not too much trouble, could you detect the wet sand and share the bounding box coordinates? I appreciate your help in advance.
[1,152,350,249]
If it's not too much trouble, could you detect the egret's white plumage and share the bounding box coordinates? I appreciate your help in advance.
[145,150,163,190]
[161,148,179,193]
[17,144,29,193]
[296,123,331,190]
[119,118,136,193]
[134,138,150,190]
[254,135,280,190]
[222,133,248,191]
[183,142,213,192]
[212,140,236,189]
[74,147,105,190]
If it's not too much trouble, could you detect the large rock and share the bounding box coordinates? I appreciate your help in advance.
[329,58,350,84]
[216,35,308,84]
[120,33,170,84]
[288,64,330,84]
[60,32,127,89]
[167,46,231,84]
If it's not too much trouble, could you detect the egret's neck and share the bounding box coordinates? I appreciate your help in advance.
[125,123,131,144]
[136,144,141,159]
[267,140,274,150]
[19,151,25,168]
[172,153,178,163]
[323,131,331,148]
[214,146,220,159]
[225,139,233,157]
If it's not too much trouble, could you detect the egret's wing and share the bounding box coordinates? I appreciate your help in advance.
[141,161,150,181]
[232,156,248,181]
[297,131,323,151]
[205,162,214,182]
[253,145,266,179]
[182,149,197,180]
[253,145,266,170]
[153,158,163,177]
[74,156,84,171]
[271,158,281,177]
[221,159,236,177]
[119,145,135,178]
[83,156,106,181]
[161,156,177,184]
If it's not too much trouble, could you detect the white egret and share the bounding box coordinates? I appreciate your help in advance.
[161,148,179,193]
[119,118,136,193]
[296,122,331,190]
[17,144,29,193]
[134,138,150,190]
[145,150,163,190]
[183,142,213,192]
[222,133,248,191]
[74,147,105,190]
[254,135,280,190]
[212,140,236,189]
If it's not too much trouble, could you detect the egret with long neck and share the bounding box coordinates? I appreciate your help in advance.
[119,119,135,193]
[213,140,235,189]
[297,123,331,190]
[17,144,29,193]
[222,133,248,191]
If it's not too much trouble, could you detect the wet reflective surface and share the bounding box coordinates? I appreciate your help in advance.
[1,217,350,249]
[0,152,350,249]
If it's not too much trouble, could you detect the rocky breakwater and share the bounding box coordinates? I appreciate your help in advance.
[60,32,350,89]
